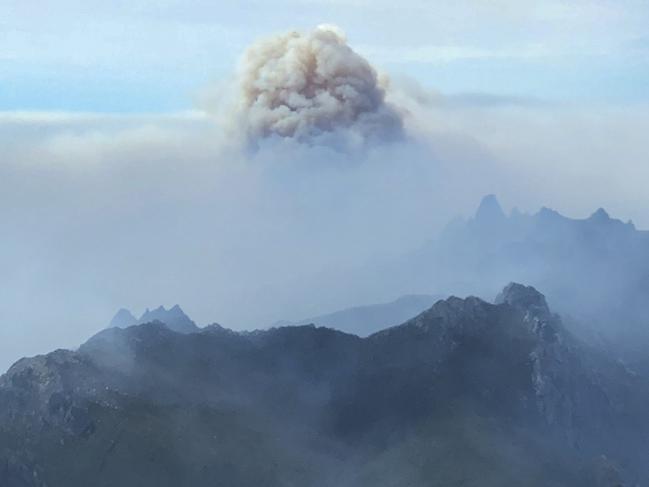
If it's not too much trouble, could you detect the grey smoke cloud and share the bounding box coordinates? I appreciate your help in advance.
[234,25,403,148]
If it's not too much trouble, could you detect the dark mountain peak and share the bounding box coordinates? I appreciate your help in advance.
[91,320,174,345]
[385,285,556,343]
[144,306,197,334]
[201,323,234,336]
[495,282,550,316]
[429,294,489,319]
[474,194,506,223]
[150,305,166,314]
[589,207,610,221]
[375,294,497,340]
[109,308,137,328]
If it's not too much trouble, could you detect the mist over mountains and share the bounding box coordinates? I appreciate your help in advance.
[333,195,649,359]
[3,194,649,486]
[3,78,649,373]
[102,193,649,358]
[109,305,199,334]
[2,283,648,486]
[108,296,441,341]
[273,294,441,337]
[3,15,649,486]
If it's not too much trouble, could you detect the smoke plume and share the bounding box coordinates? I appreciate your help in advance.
[235,25,403,148]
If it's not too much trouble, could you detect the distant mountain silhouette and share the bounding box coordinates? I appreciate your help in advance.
[375,195,649,358]
[108,308,137,328]
[275,294,442,336]
[474,193,507,226]
[109,304,198,334]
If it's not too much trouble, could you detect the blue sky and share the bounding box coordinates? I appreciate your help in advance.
[2,0,649,112]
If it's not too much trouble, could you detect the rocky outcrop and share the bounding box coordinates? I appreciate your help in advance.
[0,350,100,437]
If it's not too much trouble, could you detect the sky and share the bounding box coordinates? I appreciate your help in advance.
[1,0,649,372]
[2,0,649,111]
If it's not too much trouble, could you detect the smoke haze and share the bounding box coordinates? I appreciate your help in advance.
[2,26,649,372]
[234,25,403,148]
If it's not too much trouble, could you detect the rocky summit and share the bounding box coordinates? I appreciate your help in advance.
[1,284,647,487]
[108,304,199,335]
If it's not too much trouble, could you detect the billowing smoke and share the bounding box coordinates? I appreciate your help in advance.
[235,25,404,148]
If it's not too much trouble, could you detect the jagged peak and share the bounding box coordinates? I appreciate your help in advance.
[109,308,137,328]
[589,207,610,221]
[474,194,506,223]
[140,306,166,320]
[425,295,487,320]
[495,282,549,315]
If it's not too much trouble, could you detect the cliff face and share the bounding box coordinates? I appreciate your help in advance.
[1,284,647,487]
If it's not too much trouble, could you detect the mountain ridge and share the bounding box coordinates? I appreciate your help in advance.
[108,304,199,334]
[383,195,649,360]
[1,283,647,486]
[274,293,442,337]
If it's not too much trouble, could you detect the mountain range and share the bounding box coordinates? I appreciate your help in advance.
[107,195,649,358]
[109,295,441,339]
[4,196,649,486]
[343,195,649,362]
[1,283,647,486]
[272,293,441,336]
[108,305,199,334]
